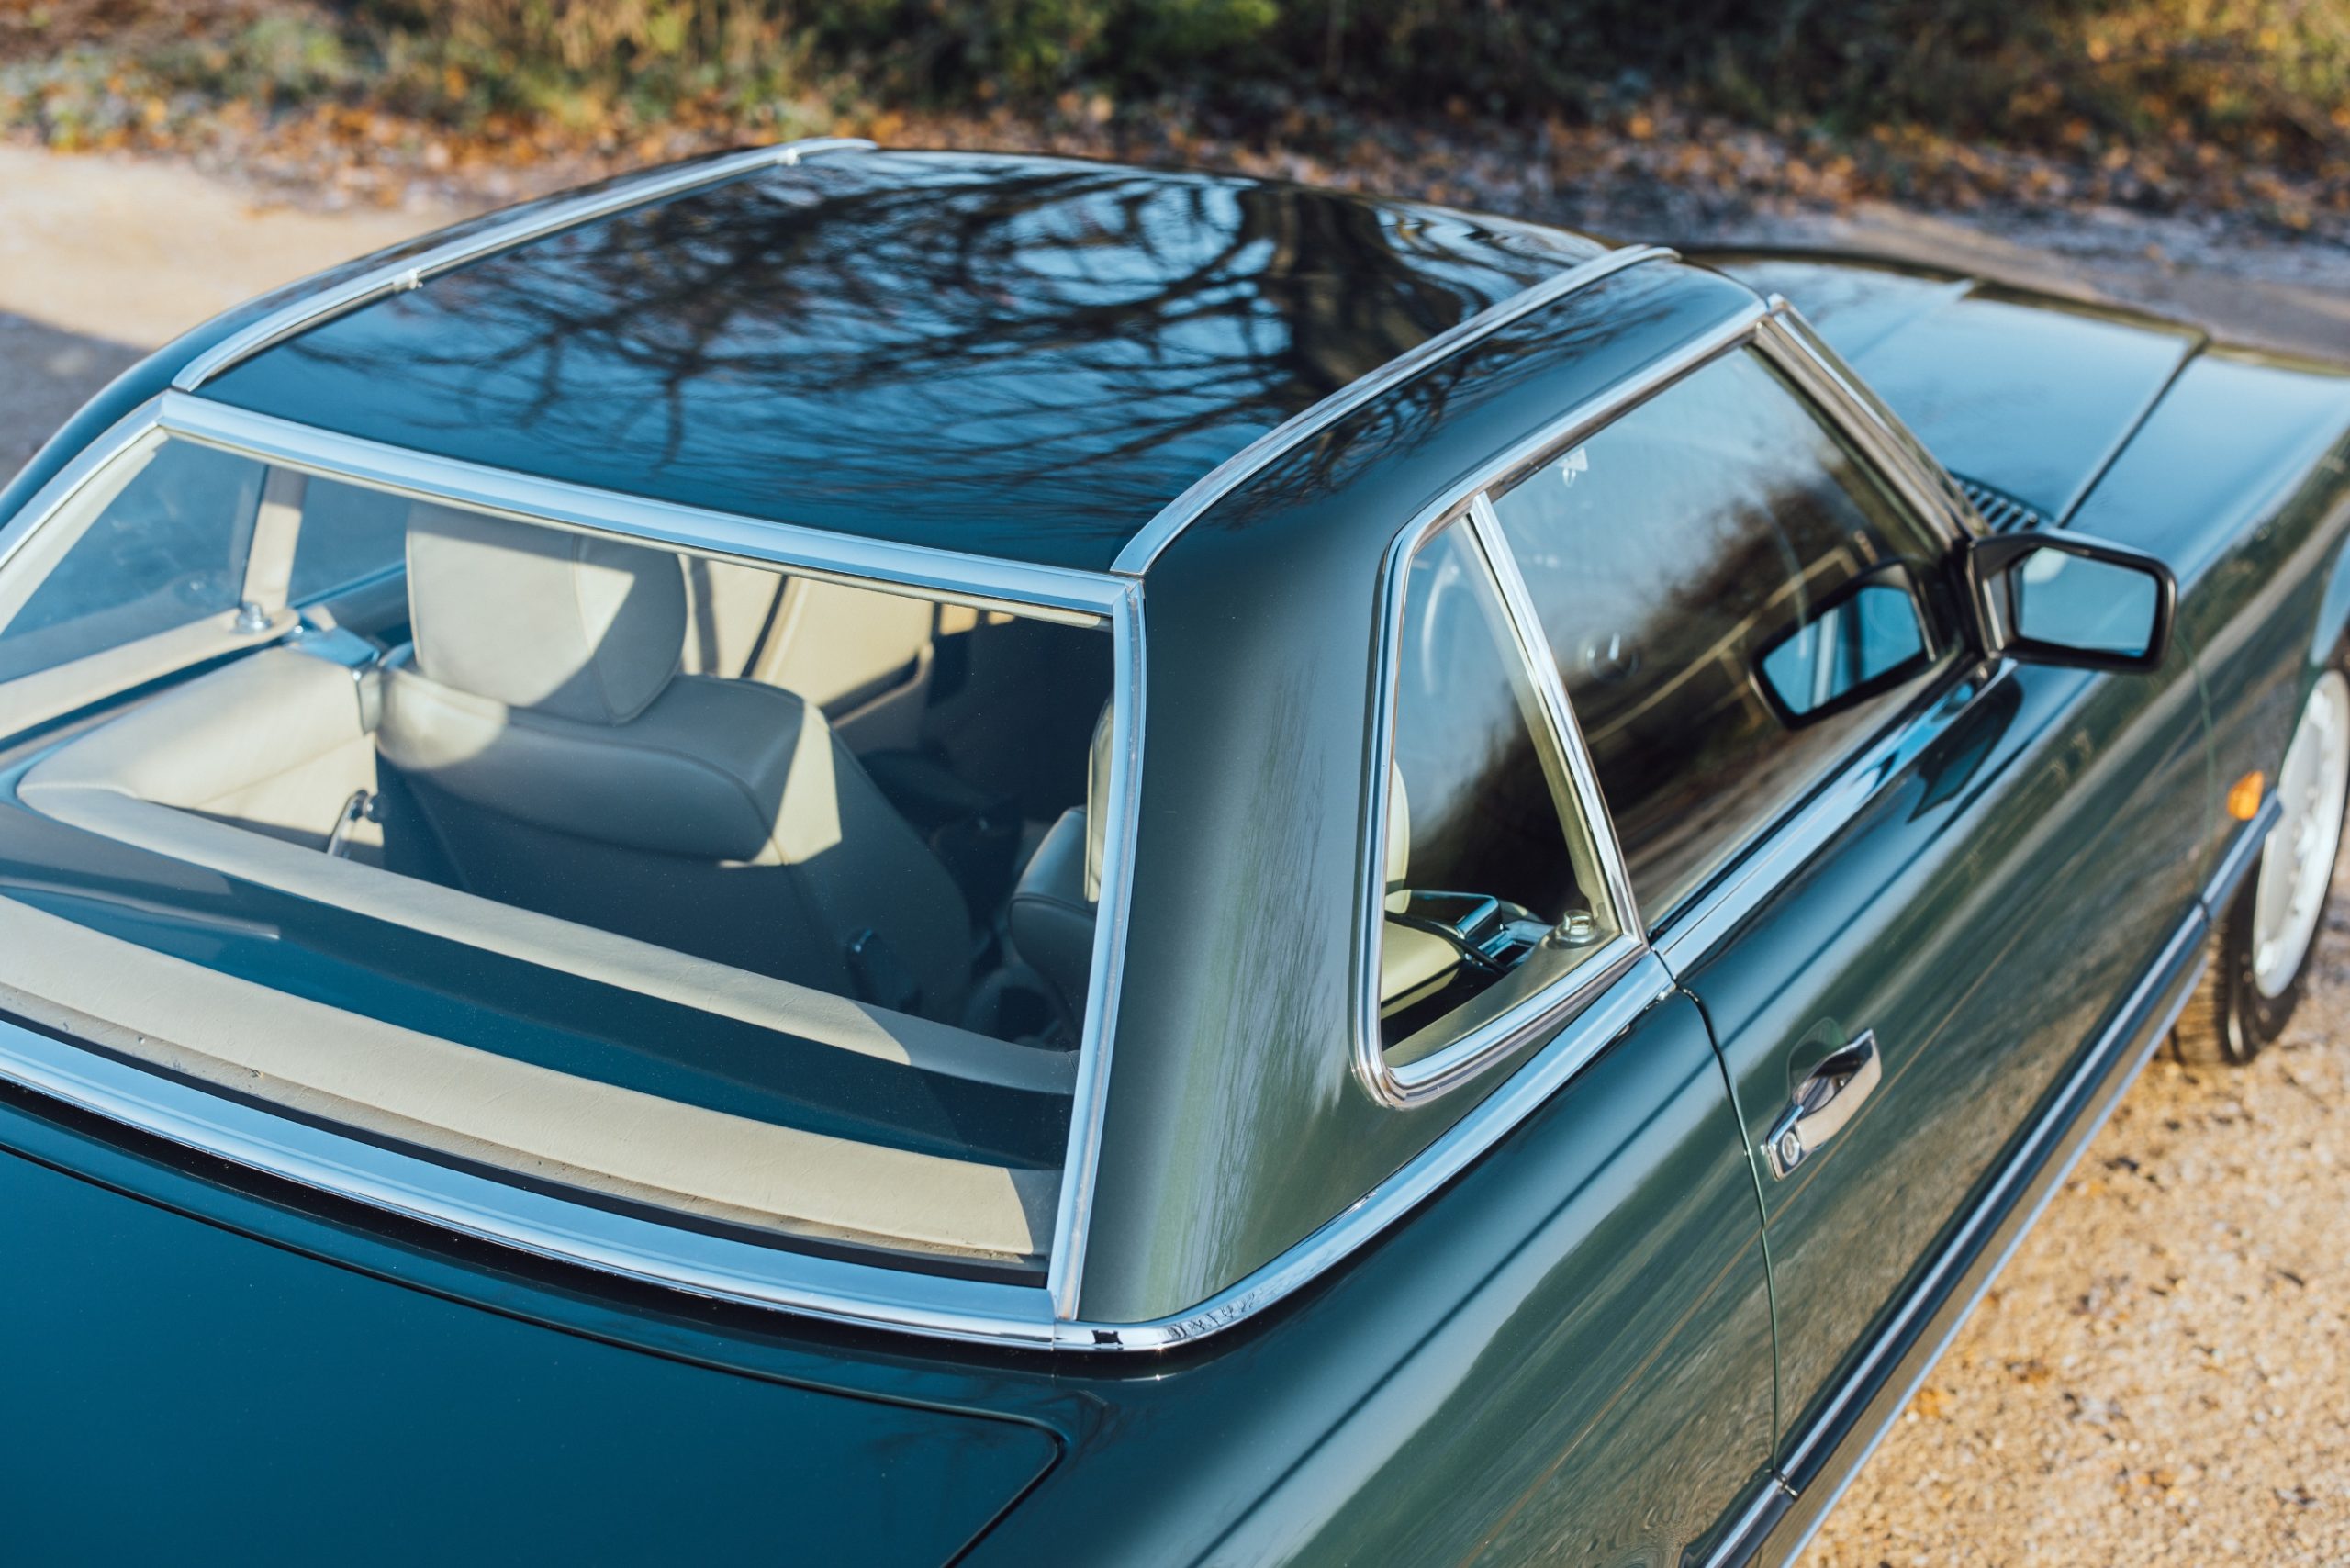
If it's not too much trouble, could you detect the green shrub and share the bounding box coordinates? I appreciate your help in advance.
[342,0,2347,167]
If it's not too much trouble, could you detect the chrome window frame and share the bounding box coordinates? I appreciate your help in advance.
[0,388,1142,1350]
[1350,297,1982,1105]
[1111,244,1679,577]
[170,136,877,393]
[1351,495,1647,1107]
[1653,310,1986,972]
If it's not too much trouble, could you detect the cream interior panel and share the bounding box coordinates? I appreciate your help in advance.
[0,895,1054,1258]
[755,576,934,712]
[20,721,1072,1096]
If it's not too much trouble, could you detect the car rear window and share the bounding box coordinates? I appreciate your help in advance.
[0,432,1125,1277]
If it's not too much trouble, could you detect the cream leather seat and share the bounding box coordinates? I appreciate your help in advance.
[1375,768,1461,1014]
[376,505,974,1020]
[679,557,935,752]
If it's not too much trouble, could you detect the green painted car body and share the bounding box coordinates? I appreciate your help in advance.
[2,151,2346,1565]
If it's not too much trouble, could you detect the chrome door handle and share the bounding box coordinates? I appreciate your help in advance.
[1764,1029,1880,1179]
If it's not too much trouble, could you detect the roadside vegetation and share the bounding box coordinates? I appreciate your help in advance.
[3,0,2344,238]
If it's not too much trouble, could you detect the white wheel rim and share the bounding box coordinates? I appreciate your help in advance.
[2252,669,2350,999]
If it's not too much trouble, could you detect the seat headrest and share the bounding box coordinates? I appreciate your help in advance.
[406,504,687,725]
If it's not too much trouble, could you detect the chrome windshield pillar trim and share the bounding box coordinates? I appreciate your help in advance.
[2201,794,2284,913]
[1048,580,1145,1320]
[0,1014,1064,1346]
[1110,243,1679,578]
[154,392,1117,622]
[169,137,877,392]
[1069,953,1681,1349]
[1751,308,1981,547]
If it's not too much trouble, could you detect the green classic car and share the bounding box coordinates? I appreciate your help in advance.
[1,142,2345,1566]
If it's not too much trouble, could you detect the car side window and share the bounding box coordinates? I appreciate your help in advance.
[288,475,413,605]
[1373,515,1627,1077]
[0,441,263,685]
[1487,347,1948,922]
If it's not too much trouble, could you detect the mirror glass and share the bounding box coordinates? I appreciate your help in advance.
[1757,576,1930,721]
[2010,546,2159,657]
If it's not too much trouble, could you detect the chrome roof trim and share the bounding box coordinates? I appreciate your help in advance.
[1109,243,1678,578]
[155,392,1115,624]
[168,137,877,393]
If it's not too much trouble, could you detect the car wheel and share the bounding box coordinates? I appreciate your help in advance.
[2176,663,2350,1065]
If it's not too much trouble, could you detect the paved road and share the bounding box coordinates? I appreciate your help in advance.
[0,143,457,477]
[4,142,2350,1565]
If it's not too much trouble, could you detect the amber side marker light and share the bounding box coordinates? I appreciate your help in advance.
[2229,770,2267,822]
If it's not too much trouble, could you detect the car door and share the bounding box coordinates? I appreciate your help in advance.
[1481,330,2211,1482]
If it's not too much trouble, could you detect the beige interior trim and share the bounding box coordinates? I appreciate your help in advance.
[17,763,1074,1097]
[0,896,1054,1258]
[241,465,307,613]
[0,608,292,740]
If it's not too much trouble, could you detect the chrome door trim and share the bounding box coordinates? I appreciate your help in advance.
[1110,244,1678,577]
[1751,308,1982,548]
[1759,301,1985,540]
[1475,492,1645,942]
[1696,1474,1797,1568]
[1638,307,2014,974]
[1654,665,2002,974]
[1346,487,1648,1108]
[169,137,876,392]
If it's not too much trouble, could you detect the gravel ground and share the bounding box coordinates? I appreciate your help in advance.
[4,143,2350,1567]
[1808,869,2350,1565]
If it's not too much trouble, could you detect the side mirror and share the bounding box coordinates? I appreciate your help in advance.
[1962,532,2176,673]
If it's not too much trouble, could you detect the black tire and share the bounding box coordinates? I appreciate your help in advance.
[2174,875,2305,1065]
[2175,659,2350,1066]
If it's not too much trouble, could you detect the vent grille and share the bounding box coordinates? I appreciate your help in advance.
[1954,476,2045,532]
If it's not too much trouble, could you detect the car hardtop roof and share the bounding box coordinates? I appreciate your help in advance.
[183,146,1621,575]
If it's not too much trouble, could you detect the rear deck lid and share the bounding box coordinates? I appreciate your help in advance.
[0,1131,1057,1565]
